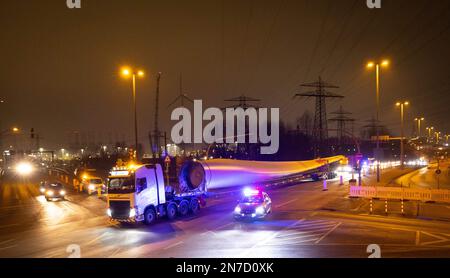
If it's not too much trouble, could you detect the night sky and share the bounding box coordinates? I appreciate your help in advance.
[1,0,450,152]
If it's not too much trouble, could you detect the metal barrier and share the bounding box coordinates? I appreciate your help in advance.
[350,186,450,203]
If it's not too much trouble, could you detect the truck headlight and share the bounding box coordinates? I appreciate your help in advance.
[234,206,241,214]
[107,208,112,217]
[129,208,136,218]
[256,206,265,215]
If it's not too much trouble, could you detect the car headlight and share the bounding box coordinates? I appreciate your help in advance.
[256,206,265,215]
[129,208,136,218]
[40,188,46,193]
[234,206,242,214]
[46,190,54,196]
[15,162,34,176]
[107,208,112,217]
[60,190,66,196]
[88,184,96,191]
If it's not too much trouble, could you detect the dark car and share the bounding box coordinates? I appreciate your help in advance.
[234,188,272,220]
[44,183,67,201]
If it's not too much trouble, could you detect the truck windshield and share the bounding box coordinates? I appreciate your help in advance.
[90,179,102,184]
[108,178,135,193]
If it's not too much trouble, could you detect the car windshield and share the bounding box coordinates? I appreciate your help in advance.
[240,196,263,204]
[108,177,135,193]
[90,179,102,184]
[49,184,63,189]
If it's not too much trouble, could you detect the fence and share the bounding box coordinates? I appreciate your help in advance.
[349,186,450,204]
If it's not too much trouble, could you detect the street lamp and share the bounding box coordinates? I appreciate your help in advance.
[426,127,434,143]
[435,131,441,144]
[396,101,409,169]
[367,59,390,182]
[121,66,145,161]
[414,117,425,138]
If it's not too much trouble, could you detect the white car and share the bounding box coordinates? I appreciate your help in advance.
[82,177,104,195]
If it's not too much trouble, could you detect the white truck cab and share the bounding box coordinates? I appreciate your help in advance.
[107,164,203,225]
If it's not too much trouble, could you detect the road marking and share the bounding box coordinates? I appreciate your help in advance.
[212,222,234,232]
[315,222,342,244]
[86,232,109,246]
[108,247,122,258]
[240,218,305,257]
[0,245,17,251]
[420,231,450,246]
[163,241,184,250]
[275,199,298,209]
[0,223,20,229]
[0,238,16,246]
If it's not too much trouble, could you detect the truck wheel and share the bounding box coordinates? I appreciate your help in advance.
[166,203,177,220]
[189,198,200,214]
[144,208,156,225]
[178,200,189,216]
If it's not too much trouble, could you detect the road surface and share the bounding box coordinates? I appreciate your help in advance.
[0,171,449,258]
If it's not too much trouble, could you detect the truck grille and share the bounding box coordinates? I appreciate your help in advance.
[109,200,131,219]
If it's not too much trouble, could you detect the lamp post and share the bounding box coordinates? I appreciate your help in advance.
[396,101,409,169]
[426,127,434,143]
[121,67,145,161]
[435,131,441,145]
[367,60,390,182]
[414,117,424,138]
[0,127,20,153]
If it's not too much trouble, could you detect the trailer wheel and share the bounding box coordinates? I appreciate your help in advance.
[189,198,200,214]
[178,200,189,216]
[166,203,177,220]
[144,207,156,225]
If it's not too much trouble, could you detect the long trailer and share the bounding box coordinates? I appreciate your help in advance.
[107,164,205,225]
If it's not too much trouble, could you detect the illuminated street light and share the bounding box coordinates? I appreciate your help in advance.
[426,127,434,143]
[120,66,145,161]
[367,59,390,182]
[435,131,441,144]
[414,117,425,138]
[396,101,409,169]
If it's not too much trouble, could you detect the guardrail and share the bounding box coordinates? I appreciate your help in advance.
[350,186,450,204]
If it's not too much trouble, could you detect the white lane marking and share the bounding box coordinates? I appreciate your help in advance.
[0,223,20,229]
[240,218,305,257]
[315,222,342,244]
[420,231,450,246]
[0,245,17,251]
[86,232,110,246]
[0,239,16,246]
[108,248,122,258]
[163,241,184,250]
[214,222,234,231]
[275,199,298,209]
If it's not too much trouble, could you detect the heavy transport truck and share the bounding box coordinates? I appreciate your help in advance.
[107,156,346,225]
[107,164,205,225]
